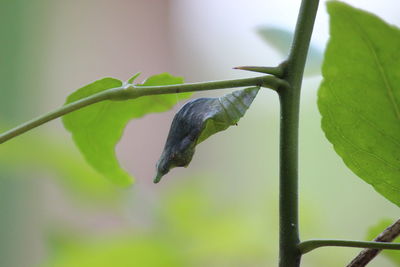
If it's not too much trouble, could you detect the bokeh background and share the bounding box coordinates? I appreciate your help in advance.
[1,0,399,266]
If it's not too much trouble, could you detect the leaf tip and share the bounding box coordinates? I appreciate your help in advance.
[326,0,350,14]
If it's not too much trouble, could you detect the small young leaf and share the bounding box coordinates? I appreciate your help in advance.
[62,73,191,186]
[154,87,260,183]
[318,2,400,205]
[127,72,141,84]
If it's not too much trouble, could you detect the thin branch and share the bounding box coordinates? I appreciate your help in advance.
[0,91,110,144]
[0,75,283,144]
[298,239,400,255]
[347,218,400,267]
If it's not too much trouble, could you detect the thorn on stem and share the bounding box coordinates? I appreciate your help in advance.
[233,65,284,77]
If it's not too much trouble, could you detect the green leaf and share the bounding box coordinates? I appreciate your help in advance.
[318,2,400,206]
[154,87,259,183]
[257,26,322,76]
[62,73,191,186]
[366,219,400,265]
[0,131,120,202]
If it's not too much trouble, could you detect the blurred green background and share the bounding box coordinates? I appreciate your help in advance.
[1,0,399,266]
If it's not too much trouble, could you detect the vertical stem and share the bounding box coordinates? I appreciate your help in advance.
[278,0,319,266]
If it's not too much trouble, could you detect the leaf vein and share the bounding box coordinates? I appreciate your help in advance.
[349,14,400,121]
[326,82,400,148]
[325,107,400,171]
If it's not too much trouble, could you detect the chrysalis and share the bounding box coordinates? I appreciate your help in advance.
[154,86,260,183]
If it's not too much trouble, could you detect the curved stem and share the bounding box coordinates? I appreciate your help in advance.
[0,75,282,144]
[298,239,400,255]
[277,0,319,266]
[0,92,110,144]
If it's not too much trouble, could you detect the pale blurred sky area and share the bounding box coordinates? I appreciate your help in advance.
[1,1,400,267]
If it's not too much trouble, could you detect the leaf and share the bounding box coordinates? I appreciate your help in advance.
[318,2,400,206]
[62,73,191,186]
[366,219,400,265]
[257,26,322,76]
[154,87,260,183]
[0,131,120,202]
[127,72,141,84]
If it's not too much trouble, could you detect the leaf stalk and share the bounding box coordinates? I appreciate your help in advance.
[0,75,282,144]
[298,239,400,255]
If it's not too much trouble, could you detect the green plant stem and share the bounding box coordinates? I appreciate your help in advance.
[0,92,110,145]
[0,75,282,144]
[298,239,400,254]
[277,0,319,266]
[111,75,284,100]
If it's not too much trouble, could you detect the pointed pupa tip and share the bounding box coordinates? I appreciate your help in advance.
[153,173,163,184]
